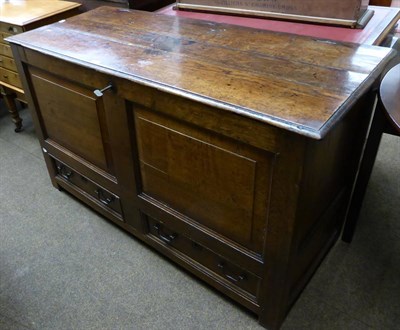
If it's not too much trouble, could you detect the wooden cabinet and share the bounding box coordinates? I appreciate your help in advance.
[0,0,81,131]
[8,7,394,329]
[370,0,392,5]
[175,0,373,27]
[72,0,174,11]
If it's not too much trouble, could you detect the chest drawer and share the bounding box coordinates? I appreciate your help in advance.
[0,43,13,57]
[146,216,261,300]
[0,31,12,44]
[0,67,22,88]
[0,22,23,35]
[54,159,123,217]
[0,55,17,72]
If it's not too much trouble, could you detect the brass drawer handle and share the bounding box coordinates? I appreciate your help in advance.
[56,163,73,180]
[191,241,203,250]
[217,262,246,283]
[7,26,19,33]
[153,223,177,244]
[93,83,113,97]
[95,188,115,206]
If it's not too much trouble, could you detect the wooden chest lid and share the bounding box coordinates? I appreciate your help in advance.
[7,7,394,138]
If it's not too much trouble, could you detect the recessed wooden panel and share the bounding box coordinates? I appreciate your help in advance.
[0,67,21,88]
[135,108,274,254]
[29,68,111,173]
[0,31,11,44]
[0,55,17,72]
[0,43,12,57]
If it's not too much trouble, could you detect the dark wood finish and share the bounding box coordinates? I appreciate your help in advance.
[0,86,22,132]
[342,63,400,242]
[30,67,114,172]
[135,107,272,255]
[8,8,394,329]
[54,158,123,217]
[370,0,392,5]
[146,215,262,298]
[70,0,173,11]
[130,0,174,11]
[73,0,128,10]
[0,0,81,132]
[176,0,372,27]
[159,5,400,46]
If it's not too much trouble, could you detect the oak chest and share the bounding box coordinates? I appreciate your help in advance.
[8,7,393,329]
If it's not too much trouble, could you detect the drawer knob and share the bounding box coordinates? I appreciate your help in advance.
[191,241,203,250]
[95,188,115,205]
[93,83,113,97]
[56,163,73,180]
[217,262,246,283]
[153,223,177,244]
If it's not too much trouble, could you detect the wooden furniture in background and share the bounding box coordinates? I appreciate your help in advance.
[0,0,81,132]
[70,0,174,11]
[175,0,373,27]
[130,0,174,10]
[70,0,130,11]
[370,0,392,6]
[342,63,400,242]
[8,7,394,329]
[159,5,400,46]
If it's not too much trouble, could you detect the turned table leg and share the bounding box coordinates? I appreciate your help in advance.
[0,87,23,132]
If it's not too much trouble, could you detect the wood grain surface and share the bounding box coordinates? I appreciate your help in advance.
[8,7,394,329]
[7,7,393,138]
[0,0,81,26]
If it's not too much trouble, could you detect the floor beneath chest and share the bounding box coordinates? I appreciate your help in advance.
[0,102,399,329]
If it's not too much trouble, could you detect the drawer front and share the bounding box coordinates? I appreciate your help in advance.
[146,216,261,299]
[0,22,23,35]
[0,55,17,72]
[54,159,123,216]
[0,31,12,44]
[0,67,22,88]
[0,43,13,57]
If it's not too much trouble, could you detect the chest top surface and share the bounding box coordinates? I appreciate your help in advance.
[0,0,80,26]
[7,6,393,138]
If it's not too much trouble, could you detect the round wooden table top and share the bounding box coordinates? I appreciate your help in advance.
[380,63,400,133]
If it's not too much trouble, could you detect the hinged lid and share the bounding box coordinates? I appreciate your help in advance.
[7,7,394,138]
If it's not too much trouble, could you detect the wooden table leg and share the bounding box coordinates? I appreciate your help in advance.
[0,87,23,132]
[342,102,386,243]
